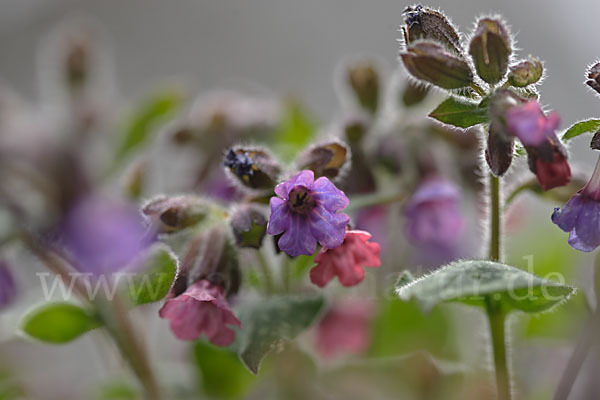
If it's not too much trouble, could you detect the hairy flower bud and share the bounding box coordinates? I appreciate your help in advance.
[223,147,281,192]
[344,116,369,144]
[296,140,350,179]
[64,38,89,91]
[348,63,380,114]
[586,62,600,95]
[469,18,512,85]
[508,57,543,87]
[401,80,430,107]
[401,41,474,89]
[229,205,267,249]
[142,195,210,234]
[591,130,600,151]
[486,122,514,176]
[402,5,463,55]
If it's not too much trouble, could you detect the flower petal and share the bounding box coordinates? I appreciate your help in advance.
[274,170,315,199]
[571,200,600,252]
[278,214,317,256]
[551,193,584,232]
[267,197,290,235]
[312,176,350,212]
[309,206,349,249]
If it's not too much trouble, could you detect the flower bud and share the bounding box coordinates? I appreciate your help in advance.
[468,18,512,85]
[401,80,430,107]
[229,205,267,249]
[223,147,281,192]
[524,134,571,191]
[402,5,463,55]
[344,116,369,144]
[401,41,474,89]
[296,140,350,179]
[347,62,380,114]
[64,38,89,91]
[586,61,600,95]
[507,57,543,87]
[488,89,523,129]
[485,122,514,176]
[142,195,210,234]
[0,261,17,310]
[591,129,600,150]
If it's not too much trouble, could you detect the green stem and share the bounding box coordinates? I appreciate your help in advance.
[346,191,405,212]
[489,174,501,261]
[486,172,511,400]
[486,297,511,400]
[256,250,275,294]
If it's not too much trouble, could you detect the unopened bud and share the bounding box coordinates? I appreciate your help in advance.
[508,57,543,87]
[229,205,267,249]
[223,147,281,192]
[590,130,600,151]
[485,122,514,176]
[142,195,210,233]
[344,117,369,144]
[296,140,350,179]
[469,18,512,85]
[0,261,17,310]
[402,5,463,55]
[401,41,474,89]
[401,80,430,107]
[348,63,380,114]
[65,38,89,90]
[488,89,523,127]
[586,62,600,95]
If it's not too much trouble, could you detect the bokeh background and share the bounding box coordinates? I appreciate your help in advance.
[2,1,600,399]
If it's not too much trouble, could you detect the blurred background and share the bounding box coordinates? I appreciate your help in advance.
[1,1,600,399]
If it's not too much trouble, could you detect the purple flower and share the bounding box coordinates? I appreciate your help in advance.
[404,177,464,248]
[0,261,17,310]
[506,101,560,146]
[552,155,600,251]
[61,195,151,275]
[267,170,350,257]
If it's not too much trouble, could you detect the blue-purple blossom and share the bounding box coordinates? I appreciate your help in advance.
[0,261,17,310]
[267,170,350,257]
[60,195,151,274]
[404,177,464,249]
[552,155,600,252]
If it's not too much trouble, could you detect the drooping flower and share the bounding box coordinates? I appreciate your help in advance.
[506,101,560,146]
[267,170,350,257]
[310,230,380,287]
[552,155,600,251]
[403,177,464,248]
[60,195,151,275]
[524,132,571,191]
[315,300,373,359]
[159,279,241,346]
[0,261,17,311]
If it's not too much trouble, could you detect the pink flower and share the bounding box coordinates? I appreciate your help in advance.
[506,101,560,146]
[310,230,380,287]
[316,300,373,359]
[159,280,241,346]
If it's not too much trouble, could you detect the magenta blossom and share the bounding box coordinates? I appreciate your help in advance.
[0,261,17,310]
[404,177,464,248]
[267,170,350,257]
[506,101,560,146]
[60,195,151,275]
[316,300,373,359]
[159,280,241,346]
[552,155,600,251]
[310,230,380,287]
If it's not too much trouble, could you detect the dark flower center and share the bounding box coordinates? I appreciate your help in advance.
[288,186,316,214]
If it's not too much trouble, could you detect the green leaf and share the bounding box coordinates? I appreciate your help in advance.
[396,260,575,314]
[20,302,101,344]
[233,295,324,374]
[428,97,489,128]
[114,88,183,166]
[194,341,256,399]
[561,119,600,141]
[272,102,316,162]
[127,246,177,306]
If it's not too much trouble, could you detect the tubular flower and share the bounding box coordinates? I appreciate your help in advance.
[552,155,600,252]
[310,230,381,287]
[267,170,350,257]
[159,280,241,346]
[524,133,571,191]
[506,101,560,146]
[403,178,464,248]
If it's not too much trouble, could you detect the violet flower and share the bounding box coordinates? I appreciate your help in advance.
[60,195,150,275]
[404,177,464,249]
[552,155,600,251]
[310,230,381,287]
[159,279,241,346]
[506,101,560,146]
[0,261,17,310]
[267,170,350,257]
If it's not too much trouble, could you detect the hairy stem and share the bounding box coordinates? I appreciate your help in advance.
[256,249,275,294]
[489,174,501,261]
